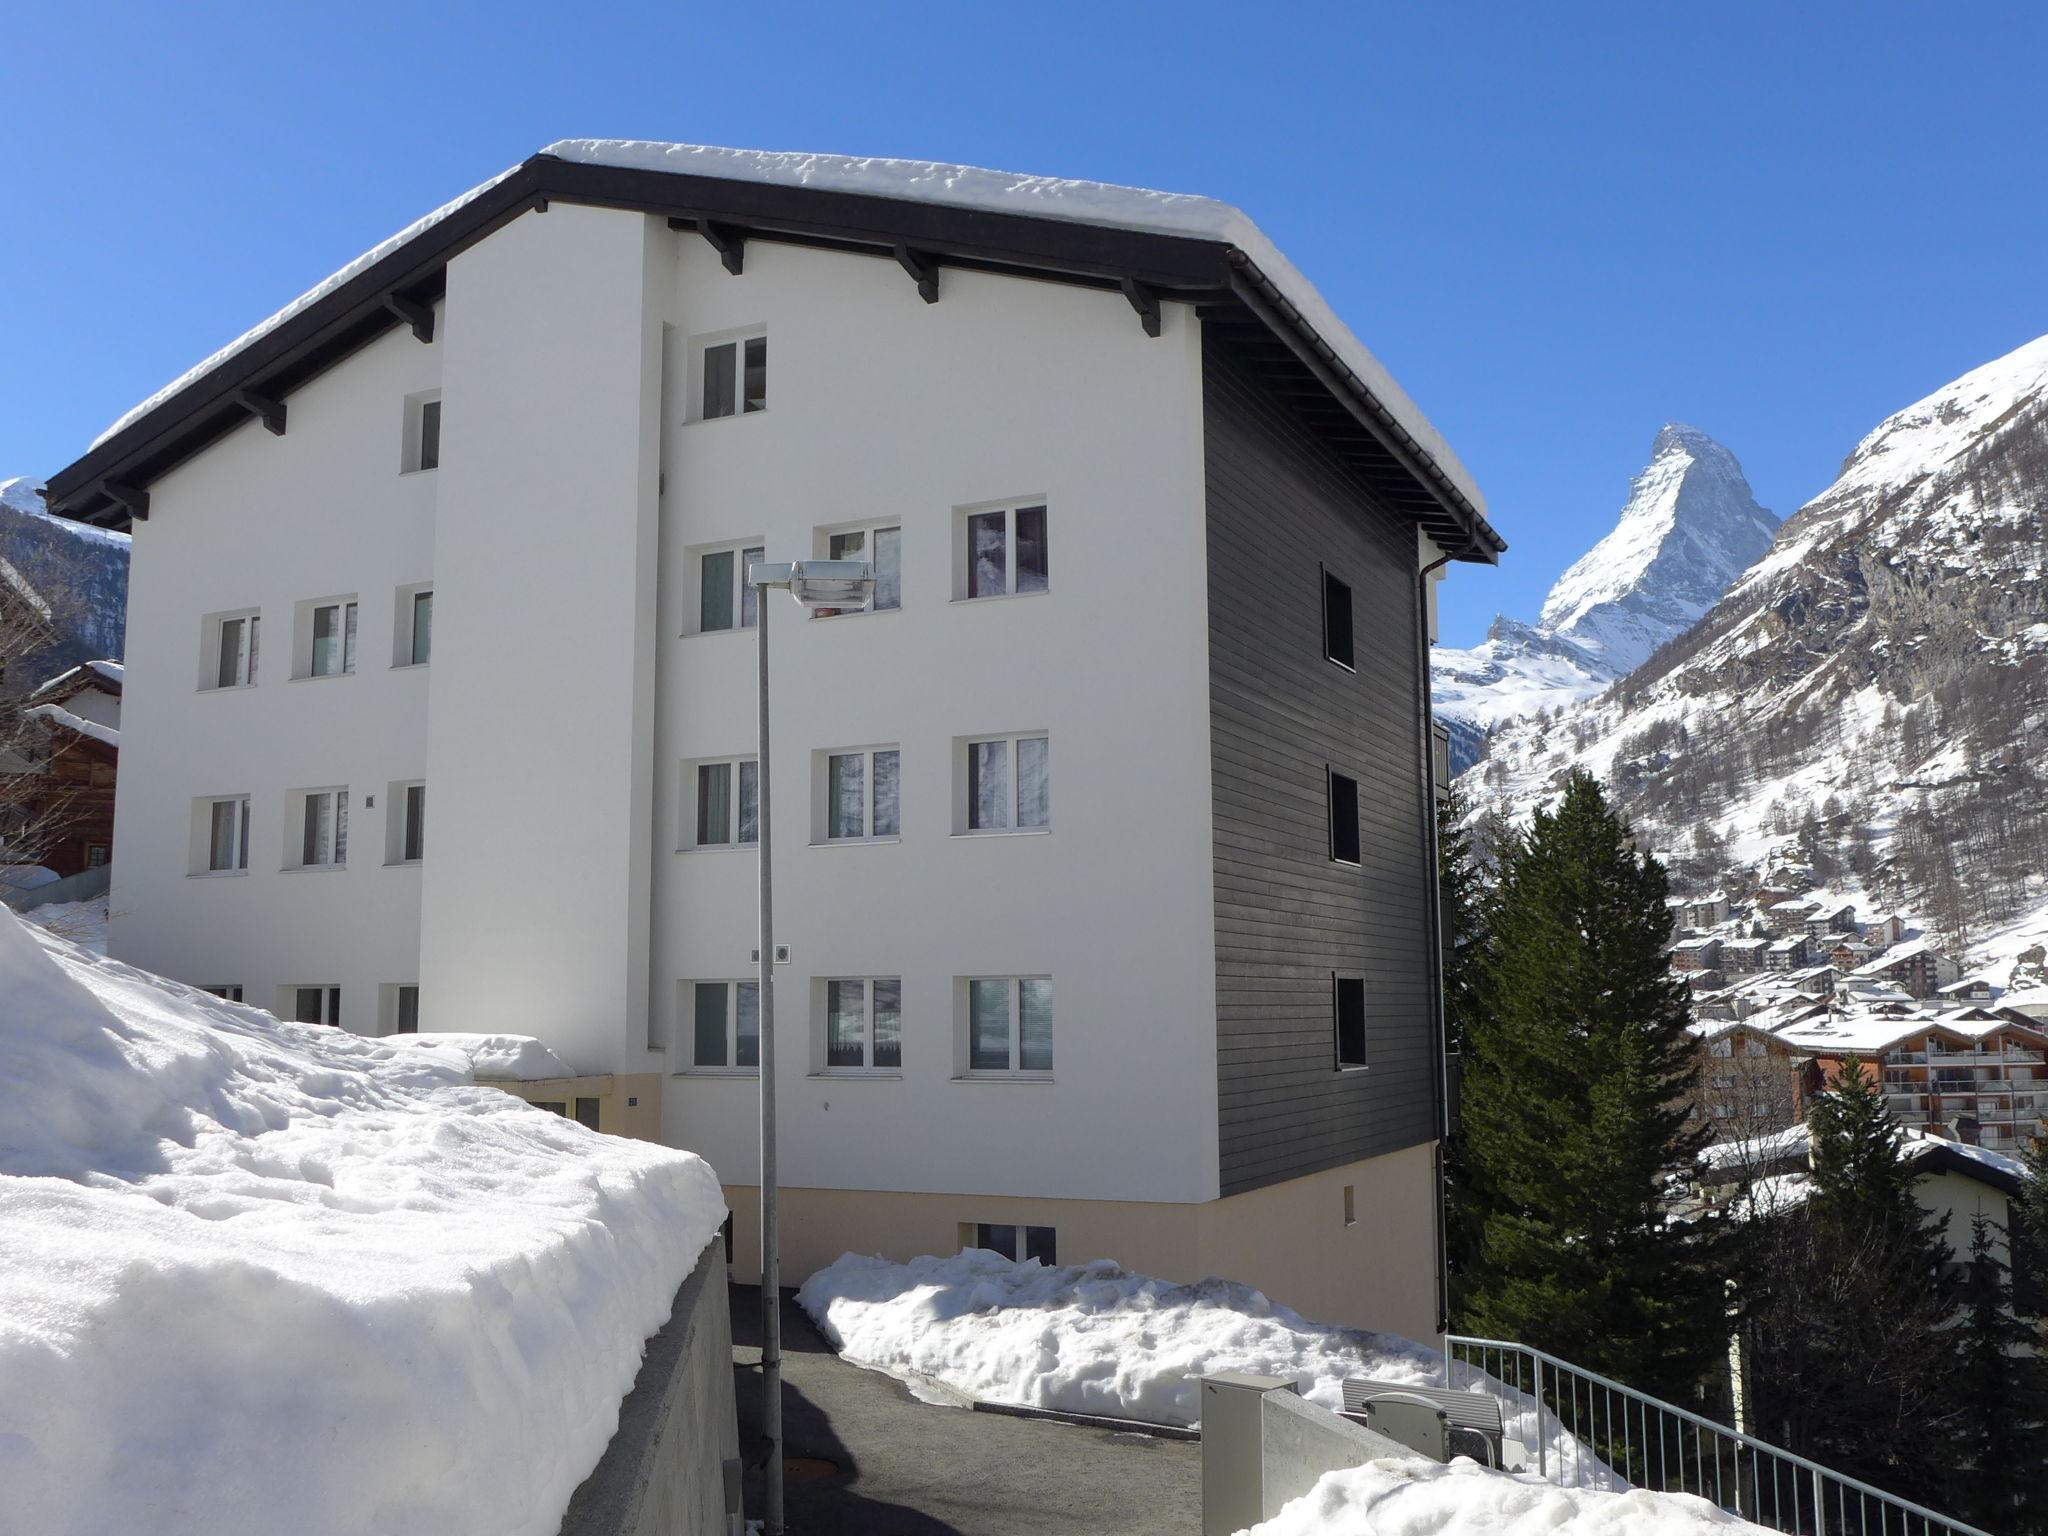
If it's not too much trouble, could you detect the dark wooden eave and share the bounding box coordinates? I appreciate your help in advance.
[43,153,1503,562]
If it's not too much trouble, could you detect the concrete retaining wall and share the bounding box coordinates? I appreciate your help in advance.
[560,1236,741,1536]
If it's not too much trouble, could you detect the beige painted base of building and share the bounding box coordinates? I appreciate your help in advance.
[486,1072,665,1142]
[719,1140,1441,1346]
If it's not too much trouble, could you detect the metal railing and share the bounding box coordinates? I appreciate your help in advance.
[1444,1336,1988,1536]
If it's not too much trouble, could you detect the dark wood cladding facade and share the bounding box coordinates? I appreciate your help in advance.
[1203,338,1440,1198]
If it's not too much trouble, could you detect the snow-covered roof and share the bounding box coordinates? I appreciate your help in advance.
[27,659,124,700]
[1853,936,1942,973]
[21,702,118,750]
[56,143,1498,557]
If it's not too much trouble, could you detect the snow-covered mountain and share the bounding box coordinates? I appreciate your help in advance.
[0,473,129,686]
[1433,425,1778,767]
[1466,334,2048,976]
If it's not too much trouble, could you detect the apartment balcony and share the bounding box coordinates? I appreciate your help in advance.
[1927,1049,2044,1067]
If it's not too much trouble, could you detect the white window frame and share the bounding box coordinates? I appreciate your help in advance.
[816,745,902,843]
[203,984,244,1003]
[818,976,904,1075]
[953,499,1050,601]
[393,583,432,668]
[381,982,421,1035]
[296,596,360,679]
[958,975,1054,1078]
[402,390,442,474]
[680,979,762,1075]
[288,787,350,870]
[689,328,767,422]
[811,520,903,617]
[956,733,1050,835]
[193,794,252,875]
[964,1222,1057,1265]
[682,757,760,850]
[691,541,768,634]
[282,985,343,1027]
[200,609,261,690]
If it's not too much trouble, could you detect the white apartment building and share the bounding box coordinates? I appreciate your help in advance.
[47,142,1503,1341]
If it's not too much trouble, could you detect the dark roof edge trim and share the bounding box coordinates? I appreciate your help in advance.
[1224,250,1502,564]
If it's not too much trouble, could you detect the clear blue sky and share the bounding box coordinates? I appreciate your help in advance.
[5,1,2043,646]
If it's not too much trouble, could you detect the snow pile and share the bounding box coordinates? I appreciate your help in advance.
[1242,1455,1768,1536]
[23,700,119,747]
[21,894,109,952]
[798,1249,1438,1425]
[394,1029,573,1080]
[0,907,725,1536]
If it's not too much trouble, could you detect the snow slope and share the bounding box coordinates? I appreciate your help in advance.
[1462,334,2048,974]
[1434,427,1774,768]
[91,142,1481,519]
[0,907,726,1536]
[1243,1456,1768,1536]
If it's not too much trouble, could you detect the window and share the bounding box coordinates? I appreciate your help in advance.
[1746,1038,1770,1058]
[1334,976,1366,1068]
[687,980,761,1071]
[386,781,425,864]
[403,392,442,472]
[204,611,260,689]
[85,844,109,868]
[394,586,433,667]
[203,985,244,1003]
[1343,1185,1357,1227]
[201,795,251,873]
[292,788,349,869]
[961,734,1049,833]
[687,758,759,849]
[964,977,1053,1075]
[573,1098,601,1131]
[392,984,420,1034]
[299,598,359,678]
[812,523,902,617]
[1709,1038,1735,1058]
[1322,567,1354,669]
[698,333,767,420]
[697,543,767,633]
[822,747,901,841]
[1329,770,1361,864]
[290,986,343,1027]
[971,1223,1057,1265]
[957,502,1048,600]
[823,978,903,1072]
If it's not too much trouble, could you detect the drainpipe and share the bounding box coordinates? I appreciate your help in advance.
[1415,523,1480,1337]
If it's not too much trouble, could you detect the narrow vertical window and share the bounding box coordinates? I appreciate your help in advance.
[1322,568,1354,669]
[737,760,759,844]
[739,546,764,629]
[1016,737,1050,829]
[742,336,767,413]
[1015,505,1049,593]
[872,750,900,837]
[693,981,729,1067]
[873,979,902,1068]
[410,591,433,665]
[700,550,735,632]
[702,342,737,419]
[829,753,866,839]
[298,789,349,867]
[418,399,442,471]
[1335,976,1367,1068]
[698,763,732,847]
[403,784,426,863]
[968,739,1010,830]
[310,601,358,677]
[207,797,250,873]
[1329,770,1361,864]
[735,981,760,1067]
[827,979,866,1068]
[1019,978,1054,1072]
[969,979,1011,1071]
[967,510,1007,598]
[396,985,420,1035]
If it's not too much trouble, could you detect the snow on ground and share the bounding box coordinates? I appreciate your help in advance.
[0,907,725,1536]
[797,1248,1604,1482]
[20,894,108,952]
[1242,1456,1769,1536]
[393,1030,574,1080]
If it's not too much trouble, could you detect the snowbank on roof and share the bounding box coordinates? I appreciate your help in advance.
[0,906,725,1536]
[1242,1455,1769,1536]
[23,701,119,748]
[545,139,1482,517]
[394,1030,573,1080]
[93,142,1482,520]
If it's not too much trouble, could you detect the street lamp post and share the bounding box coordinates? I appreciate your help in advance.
[747,558,874,1536]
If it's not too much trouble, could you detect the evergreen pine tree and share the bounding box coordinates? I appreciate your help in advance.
[1438,788,1493,1306]
[1746,1061,1962,1507]
[1951,1213,2047,1536]
[1456,770,1733,1405]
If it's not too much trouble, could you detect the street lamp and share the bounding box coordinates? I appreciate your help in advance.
[748,557,874,1536]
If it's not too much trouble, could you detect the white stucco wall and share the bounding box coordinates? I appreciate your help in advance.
[108,320,440,1025]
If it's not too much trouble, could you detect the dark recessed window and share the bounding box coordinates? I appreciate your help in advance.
[1335,976,1366,1068]
[1323,568,1354,669]
[1329,770,1361,864]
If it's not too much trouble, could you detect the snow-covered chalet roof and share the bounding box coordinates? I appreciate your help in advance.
[28,659,124,700]
[46,142,1501,562]
[21,703,118,751]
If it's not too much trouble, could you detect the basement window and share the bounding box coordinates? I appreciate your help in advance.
[972,1223,1057,1266]
[1329,770,1361,865]
[287,985,343,1028]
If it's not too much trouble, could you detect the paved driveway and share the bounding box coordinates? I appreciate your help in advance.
[732,1285,1201,1535]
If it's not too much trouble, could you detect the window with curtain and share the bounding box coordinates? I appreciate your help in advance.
[691,759,759,848]
[205,796,250,872]
[964,734,1049,833]
[309,600,358,677]
[210,612,259,688]
[825,747,901,840]
[698,543,767,633]
[959,503,1048,600]
[825,978,902,1071]
[298,789,349,867]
